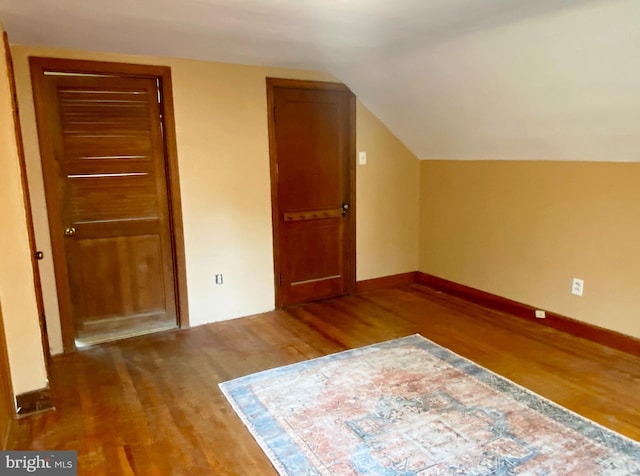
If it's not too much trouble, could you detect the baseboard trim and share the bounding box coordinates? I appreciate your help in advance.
[16,387,54,418]
[416,272,640,357]
[355,272,417,293]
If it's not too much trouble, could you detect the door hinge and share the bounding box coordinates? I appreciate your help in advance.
[279,274,283,286]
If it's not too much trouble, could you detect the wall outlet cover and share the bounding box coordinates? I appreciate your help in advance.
[571,278,584,296]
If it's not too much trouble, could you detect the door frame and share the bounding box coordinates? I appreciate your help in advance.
[266,78,356,307]
[29,57,189,353]
[4,35,51,365]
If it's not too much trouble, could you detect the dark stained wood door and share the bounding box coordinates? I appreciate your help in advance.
[268,79,355,307]
[38,74,177,346]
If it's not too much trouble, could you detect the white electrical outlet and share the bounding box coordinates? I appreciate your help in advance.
[535,310,546,319]
[215,274,223,285]
[571,278,584,296]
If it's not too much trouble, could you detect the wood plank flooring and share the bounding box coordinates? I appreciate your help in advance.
[10,284,640,474]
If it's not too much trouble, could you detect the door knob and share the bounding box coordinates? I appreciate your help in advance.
[341,203,350,216]
[64,227,76,237]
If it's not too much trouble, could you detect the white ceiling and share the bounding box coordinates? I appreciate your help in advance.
[0,0,603,69]
[2,0,638,161]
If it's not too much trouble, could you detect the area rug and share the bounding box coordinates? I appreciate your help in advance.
[219,334,640,475]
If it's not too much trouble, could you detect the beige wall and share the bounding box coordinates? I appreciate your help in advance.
[356,102,419,280]
[0,25,48,394]
[419,160,640,339]
[414,1,640,342]
[10,45,420,356]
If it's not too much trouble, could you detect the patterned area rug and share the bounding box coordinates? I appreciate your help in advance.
[220,335,640,475]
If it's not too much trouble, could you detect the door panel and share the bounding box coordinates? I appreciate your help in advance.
[268,79,355,306]
[73,235,165,319]
[40,74,177,346]
[67,174,159,223]
[283,221,344,304]
[276,97,344,209]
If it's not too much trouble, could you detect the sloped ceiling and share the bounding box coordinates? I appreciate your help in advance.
[1,0,638,161]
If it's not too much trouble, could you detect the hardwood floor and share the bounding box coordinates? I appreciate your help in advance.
[10,284,640,474]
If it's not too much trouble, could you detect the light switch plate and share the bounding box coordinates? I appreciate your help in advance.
[571,278,584,296]
[358,151,367,165]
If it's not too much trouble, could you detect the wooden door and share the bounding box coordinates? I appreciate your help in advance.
[35,73,177,347]
[267,79,355,307]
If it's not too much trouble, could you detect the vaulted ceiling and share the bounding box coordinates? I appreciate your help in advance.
[1,0,638,161]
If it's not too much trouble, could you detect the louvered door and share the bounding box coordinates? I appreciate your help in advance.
[43,75,177,345]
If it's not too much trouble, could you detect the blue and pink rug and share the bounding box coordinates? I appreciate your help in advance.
[220,334,640,475]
